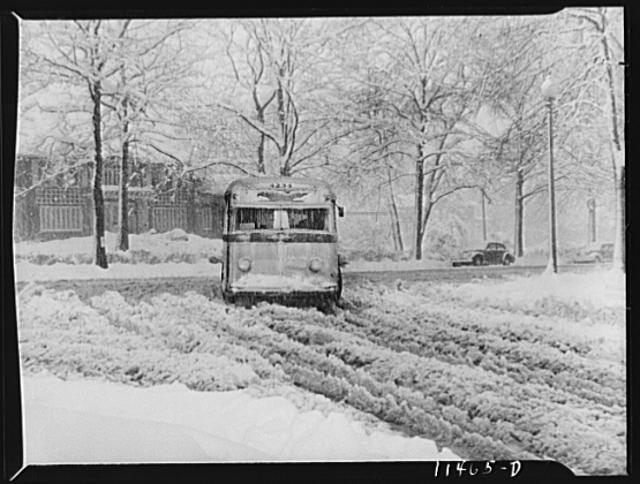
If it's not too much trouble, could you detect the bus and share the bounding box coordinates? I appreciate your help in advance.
[220,176,345,308]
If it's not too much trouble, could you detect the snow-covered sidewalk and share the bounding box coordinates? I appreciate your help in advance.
[13,229,224,282]
[13,229,223,268]
[14,260,220,281]
[22,374,460,464]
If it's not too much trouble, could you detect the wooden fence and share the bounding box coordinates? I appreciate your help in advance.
[14,187,223,241]
[39,205,83,233]
[151,205,189,233]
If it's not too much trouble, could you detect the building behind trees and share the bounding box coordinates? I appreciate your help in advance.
[13,154,225,241]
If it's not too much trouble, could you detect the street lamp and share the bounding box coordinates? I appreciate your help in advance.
[587,197,597,243]
[541,75,558,274]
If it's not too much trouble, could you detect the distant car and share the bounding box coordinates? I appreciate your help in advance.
[452,242,515,267]
[573,242,614,264]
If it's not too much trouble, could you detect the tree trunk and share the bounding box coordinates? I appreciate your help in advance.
[599,12,624,272]
[612,164,625,272]
[514,169,525,257]
[387,167,404,252]
[276,75,288,176]
[414,156,424,260]
[91,83,108,268]
[186,180,196,234]
[256,101,267,174]
[414,78,428,261]
[257,135,266,174]
[620,165,625,269]
[418,201,433,255]
[481,190,487,242]
[280,164,290,177]
[117,95,130,252]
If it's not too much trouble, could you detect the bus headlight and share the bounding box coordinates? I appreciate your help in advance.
[309,258,322,272]
[238,258,252,272]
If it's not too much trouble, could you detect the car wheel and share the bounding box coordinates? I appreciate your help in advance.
[473,255,483,266]
[503,255,513,266]
[594,255,602,264]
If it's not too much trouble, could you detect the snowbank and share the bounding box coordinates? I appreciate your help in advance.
[452,269,625,310]
[13,230,222,265]
[14,260,220,281]
[22,374,460,464]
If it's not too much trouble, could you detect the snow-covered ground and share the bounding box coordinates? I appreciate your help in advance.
[12,229,224,281]
[12,230,448,281]
[12,230,626,473]
[15,266,626,474]
[13,231,449,280]
[450,268,625,310]
[12,230,591,278]
[13,229,223,265]
[22,373,460,464]
[343,258,447,272]
[13,256,449,282]
[14,260,220,281]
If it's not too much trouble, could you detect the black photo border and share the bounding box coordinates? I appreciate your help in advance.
[1,1,635,482]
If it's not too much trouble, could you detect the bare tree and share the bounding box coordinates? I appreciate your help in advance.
[99,19,192,250]
[344,68,408,252]
[565,7,624,271]
[213,19,365,177]
[471,17,548,257]
[24,20,134,267]
[223,23,277,174]
[352,18,488,260]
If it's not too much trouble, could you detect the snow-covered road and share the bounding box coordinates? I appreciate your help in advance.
[15,269,626,474]
[14,262,601,306]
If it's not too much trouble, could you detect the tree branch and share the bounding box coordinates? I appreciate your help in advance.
[431,184,478,206]
[217,103,282,150]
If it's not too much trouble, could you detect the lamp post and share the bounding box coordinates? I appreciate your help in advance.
[541,76,558,274]
[587,197,596,243]
[481,189,487,242]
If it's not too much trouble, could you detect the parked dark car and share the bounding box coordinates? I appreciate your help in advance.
[452,242,515,267]
[573,242,614,264]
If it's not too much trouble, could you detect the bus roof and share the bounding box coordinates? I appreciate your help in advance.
[224,176,336,201]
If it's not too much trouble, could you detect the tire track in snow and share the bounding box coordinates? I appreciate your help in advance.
[16,278,625,474]
[331,295,624,410]
[230,301,623,474]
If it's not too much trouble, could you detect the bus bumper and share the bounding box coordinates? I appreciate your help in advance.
[223,287,339,306]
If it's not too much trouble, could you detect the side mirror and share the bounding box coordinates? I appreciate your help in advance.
[338,254,348,267]
[337,205,345,218]
[209,255,221,264]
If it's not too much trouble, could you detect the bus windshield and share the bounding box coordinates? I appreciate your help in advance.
[234,207,330,231]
